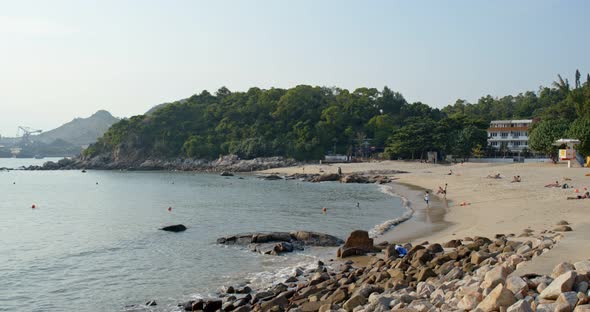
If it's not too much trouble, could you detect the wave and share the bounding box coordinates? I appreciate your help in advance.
[368,184,414,238]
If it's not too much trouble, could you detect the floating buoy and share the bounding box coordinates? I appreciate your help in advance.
[322,207,327,213]
[31,204,36,209]
[168,207,172,212]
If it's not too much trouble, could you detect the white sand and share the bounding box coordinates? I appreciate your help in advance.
[260,160,590,274]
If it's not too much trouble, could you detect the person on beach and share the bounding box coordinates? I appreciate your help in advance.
[487,173,501,179]
[545,181,561,188]
[447,169,453,176]
[424,191,430,206]
[436,184,447,198]
[511,175,521,183]
[567,191,590,200]
[337,167,342,175]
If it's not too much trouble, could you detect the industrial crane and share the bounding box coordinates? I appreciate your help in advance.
[16,126,43,145]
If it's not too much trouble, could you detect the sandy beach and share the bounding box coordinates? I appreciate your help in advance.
[260,160,590,276]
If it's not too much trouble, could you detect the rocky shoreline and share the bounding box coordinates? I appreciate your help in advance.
[22,155,298,172]
[169,221,589,312]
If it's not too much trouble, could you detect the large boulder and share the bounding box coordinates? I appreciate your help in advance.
[457,292,483,310]
[159,224,187,232]
[249,242,300,255]
[290,231,344,246]
[482,265,510,289]
[475,284,516,312]
[575,260,590,274]
[218,231,342,256]
[384,244,400,259]
[552,262,576,278]
[506,275,529,295]
[342,294,367,312]
[340,174,370,183]
[507,299,534,312]
[337,230,374,258]
[311,173,341,182]
[540,270,577,300]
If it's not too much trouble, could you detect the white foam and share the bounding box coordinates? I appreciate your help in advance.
[368,184,414,238]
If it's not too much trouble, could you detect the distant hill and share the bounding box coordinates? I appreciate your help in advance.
[35,110,119,146]
[145,99,188,115]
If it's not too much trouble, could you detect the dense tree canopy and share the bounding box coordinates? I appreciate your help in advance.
[86,70,590,161]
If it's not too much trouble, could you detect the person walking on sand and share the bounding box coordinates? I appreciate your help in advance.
[424,191,430,207]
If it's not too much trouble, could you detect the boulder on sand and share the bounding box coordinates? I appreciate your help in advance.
[159,224,187,232]
[337,230,375,258]
[311,173,341,182]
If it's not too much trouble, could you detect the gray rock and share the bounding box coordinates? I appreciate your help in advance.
[483,265,510,289]
[342,294,367,312]
[540,270,577,300]
[507,299,533,312]
[457,292,482,310]
[552,262,576,278]
[575,260,590,274]
[506,275,529,295]
[475,284,516,312]
[159,224,187,232]
[536,303,558,312]
[554,225,573,232]
[556,291,579,310]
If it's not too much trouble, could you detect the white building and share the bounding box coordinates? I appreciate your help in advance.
[487,119,536,152]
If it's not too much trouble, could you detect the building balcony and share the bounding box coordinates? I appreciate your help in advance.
[488,137,529,141]
[487,127,530,131]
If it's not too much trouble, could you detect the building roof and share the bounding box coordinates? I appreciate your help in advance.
[490,119,533,124]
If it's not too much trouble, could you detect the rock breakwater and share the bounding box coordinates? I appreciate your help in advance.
[172,221,589,312]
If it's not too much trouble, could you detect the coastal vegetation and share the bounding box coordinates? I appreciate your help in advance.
[85,71,590,161]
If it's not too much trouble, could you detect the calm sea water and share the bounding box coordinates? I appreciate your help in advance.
[0,158,404,312]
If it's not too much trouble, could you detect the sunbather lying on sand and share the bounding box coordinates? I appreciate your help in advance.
[545,181,561,188]
[511,176,521,183]
[487,173,501,179]
[567,192,590,200]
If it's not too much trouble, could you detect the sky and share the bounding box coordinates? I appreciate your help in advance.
[1,0,589,136]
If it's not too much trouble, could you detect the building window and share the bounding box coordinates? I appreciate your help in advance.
[501,132,508,138]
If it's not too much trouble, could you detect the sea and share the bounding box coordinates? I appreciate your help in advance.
[0,158,406,312]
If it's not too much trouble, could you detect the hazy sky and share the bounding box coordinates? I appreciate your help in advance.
[1,0,589,136]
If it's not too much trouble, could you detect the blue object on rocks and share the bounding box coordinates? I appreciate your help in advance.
[395,245,407,257]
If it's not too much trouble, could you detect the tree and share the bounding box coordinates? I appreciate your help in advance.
[384,118,436,160]
[450,125,488,161]
[567,117,590,157]
[528,120,568,162]
[553,74,570,95]
[472,144,484,158]
[575,69,581,89]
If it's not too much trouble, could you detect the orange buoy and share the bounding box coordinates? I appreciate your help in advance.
[167,207,172,212]
[31,204,36,209]
[322,207,327,213]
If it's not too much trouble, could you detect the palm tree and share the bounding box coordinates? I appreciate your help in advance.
[552,74,571,95]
